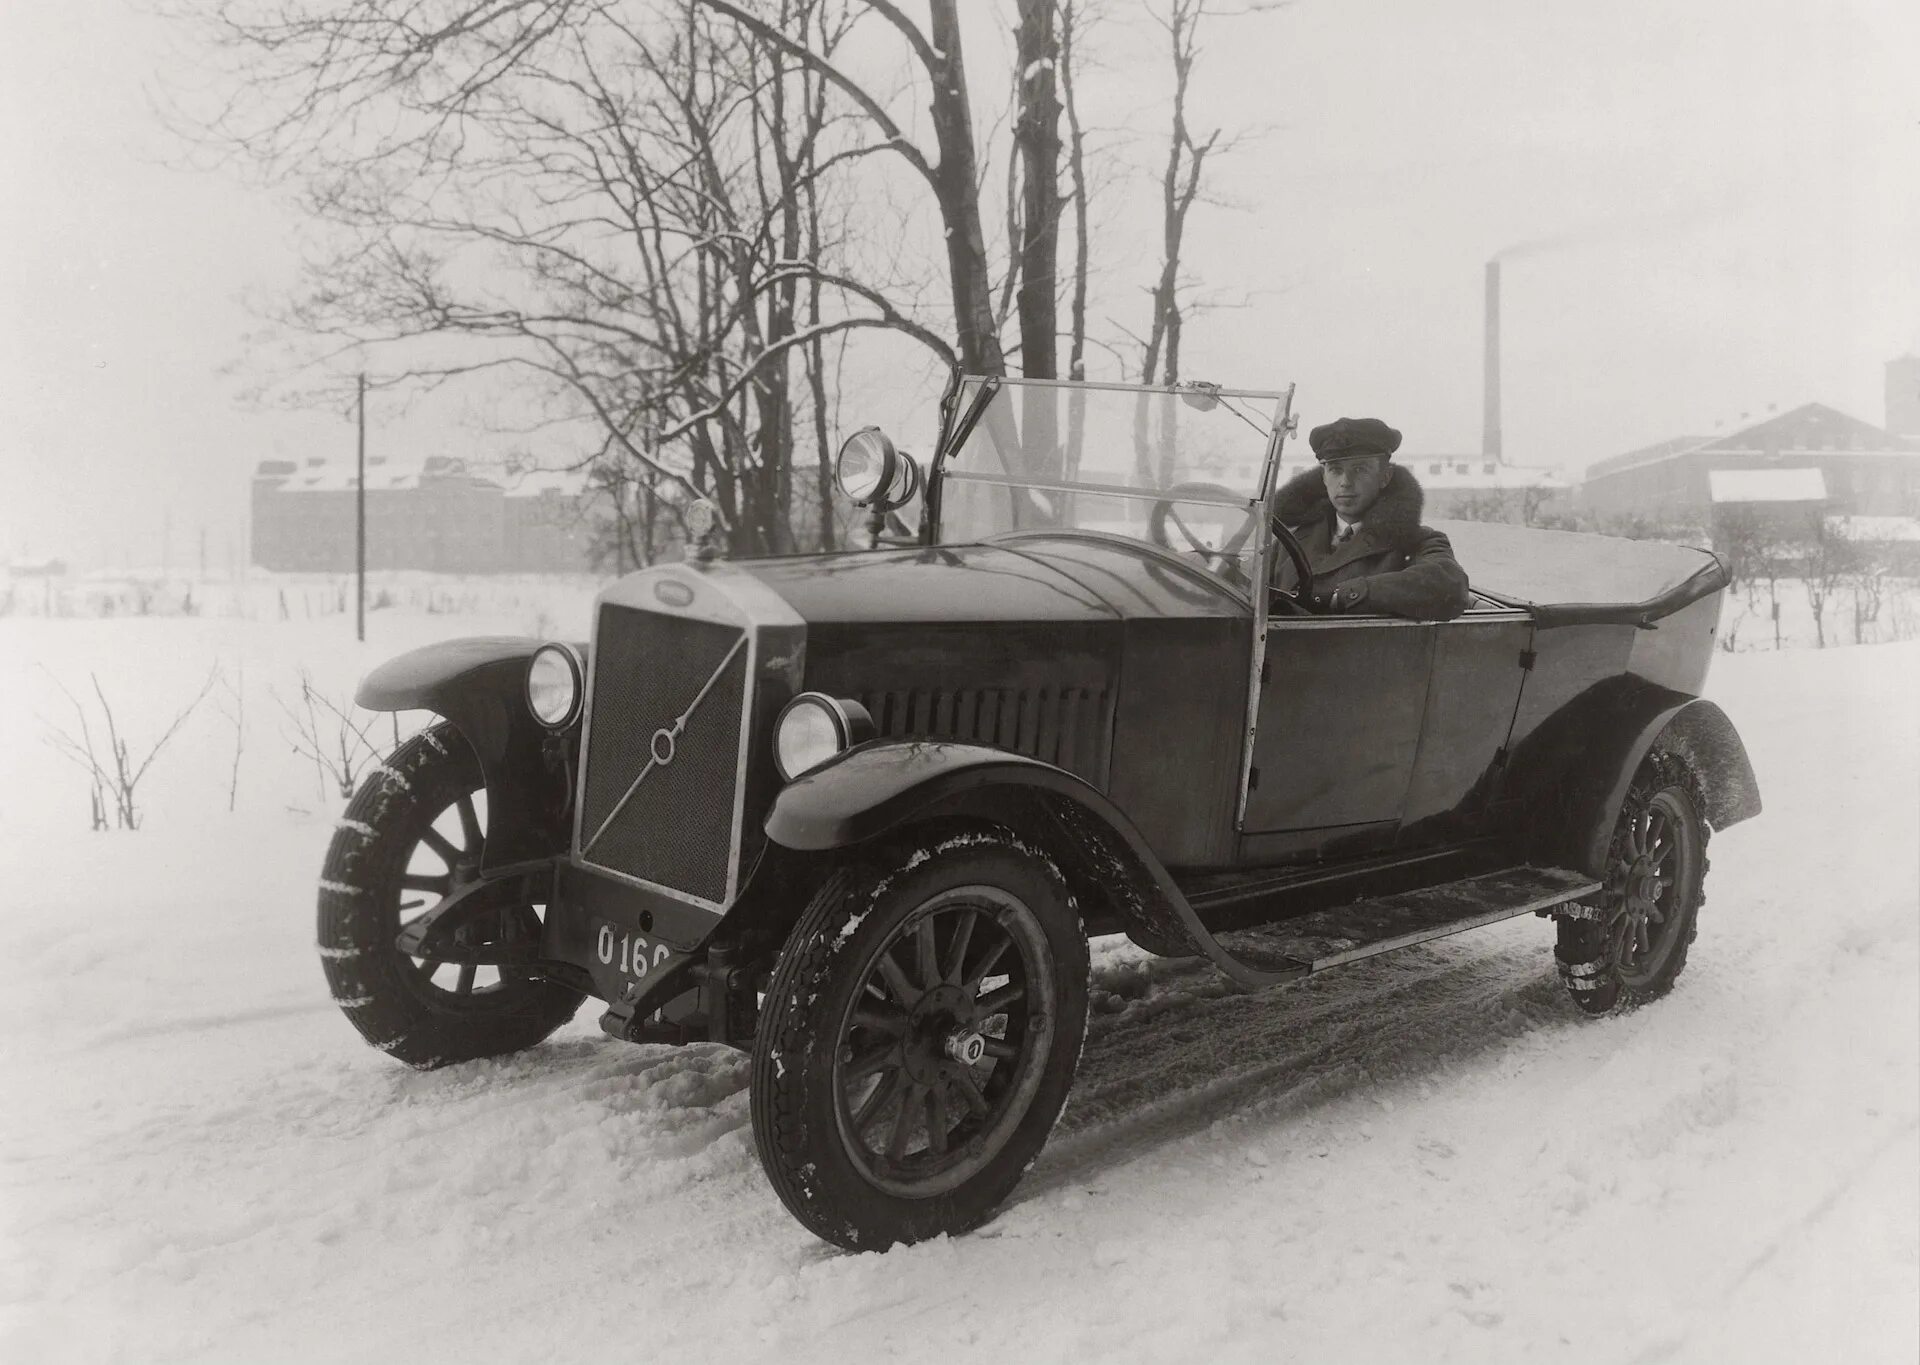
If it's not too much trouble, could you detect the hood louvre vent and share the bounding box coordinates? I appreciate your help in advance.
[855,686,1111,783]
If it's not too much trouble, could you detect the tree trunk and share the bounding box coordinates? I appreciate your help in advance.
[1061,0,1090,384]
[926,1,1005,376]
[1013,0,1060,382]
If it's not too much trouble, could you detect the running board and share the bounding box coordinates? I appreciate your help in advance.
[1208,866,1600,980]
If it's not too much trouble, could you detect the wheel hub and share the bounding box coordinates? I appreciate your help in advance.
[897,983,986,1084]
[944,1028,987,1067]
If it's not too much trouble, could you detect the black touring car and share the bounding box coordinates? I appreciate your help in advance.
[317,374,1760,1250]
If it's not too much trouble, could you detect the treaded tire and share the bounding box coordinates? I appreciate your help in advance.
[749,823,1090,1251]
[317,722,583,1068]
[1557,749,1711,1015]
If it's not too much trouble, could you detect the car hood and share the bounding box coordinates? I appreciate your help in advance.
[736,536,1248,627]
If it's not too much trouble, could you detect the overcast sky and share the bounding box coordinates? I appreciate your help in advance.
[2,0,1915,571]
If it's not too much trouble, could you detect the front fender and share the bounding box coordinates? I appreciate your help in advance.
[357,637,586,870]
[765,742,1092,851]
[357,636,561,713]
[765,742,1310,989]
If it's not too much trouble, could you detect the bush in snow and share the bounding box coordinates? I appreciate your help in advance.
[38,667,218,830]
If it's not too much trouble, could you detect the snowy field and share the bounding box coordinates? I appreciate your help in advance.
[0,591,1915,1363]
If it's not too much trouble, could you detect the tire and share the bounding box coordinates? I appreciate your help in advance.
[317,722,584,1068]
[1556,750,1711,1015]
[749,823,1090,1250]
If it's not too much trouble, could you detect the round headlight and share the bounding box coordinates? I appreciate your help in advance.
[836,427,894,505]
[526,644,583,729]
[774,693,875,781]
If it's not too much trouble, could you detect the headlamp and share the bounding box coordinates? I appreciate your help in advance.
[773,693,875,781]
[525,643,585,729]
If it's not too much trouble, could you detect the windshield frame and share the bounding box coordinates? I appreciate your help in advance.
[924,374,1298,593]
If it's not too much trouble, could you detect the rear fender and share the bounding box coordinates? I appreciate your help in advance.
[1509,680,1761,877]
[764,742,1308,988]
[356,637,584,870]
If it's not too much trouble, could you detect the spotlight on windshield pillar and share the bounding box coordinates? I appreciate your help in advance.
[835,427,922,511]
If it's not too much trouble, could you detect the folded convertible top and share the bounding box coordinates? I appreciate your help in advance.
[1433,520,1730,629]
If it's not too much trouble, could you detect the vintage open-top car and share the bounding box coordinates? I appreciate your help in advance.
[317,374,1760,1249]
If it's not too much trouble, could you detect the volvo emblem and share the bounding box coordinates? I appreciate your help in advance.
[650,727,676,765]
[653,579,695,608]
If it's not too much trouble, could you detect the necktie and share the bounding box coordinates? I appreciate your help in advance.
[1335,523,1357,544]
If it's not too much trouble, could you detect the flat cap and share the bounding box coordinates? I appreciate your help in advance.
[1308,417,1402,461]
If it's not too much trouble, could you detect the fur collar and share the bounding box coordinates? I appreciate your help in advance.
[1275,464,1427,546]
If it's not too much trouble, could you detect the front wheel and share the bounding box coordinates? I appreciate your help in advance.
[749,825,1090,1250]
[317,722,584,1068]
[1556,750,1710,1015]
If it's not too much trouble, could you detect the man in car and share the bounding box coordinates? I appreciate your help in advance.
[1270,417,1471,620]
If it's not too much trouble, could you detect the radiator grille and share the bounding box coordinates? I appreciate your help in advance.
[854,686,1108,780]
[578,604,748,904]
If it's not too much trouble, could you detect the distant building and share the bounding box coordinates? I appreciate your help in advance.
[1273,451,1570,524]
[252,455,607,574]
[1581,389,1920,530]
[1402,453,1570,523]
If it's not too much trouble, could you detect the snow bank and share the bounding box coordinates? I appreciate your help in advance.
[0,611,1913,1363]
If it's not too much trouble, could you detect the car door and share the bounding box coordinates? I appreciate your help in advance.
[1241,615,1436,851]
[1397,602,1533,845]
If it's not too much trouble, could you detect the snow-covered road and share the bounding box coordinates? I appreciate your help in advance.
[1,621,1914,1363]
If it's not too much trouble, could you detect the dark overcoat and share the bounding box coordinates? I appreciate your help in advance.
[1271,465,1472,621]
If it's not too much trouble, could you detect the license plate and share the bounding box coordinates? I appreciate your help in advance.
[592,919,674,987]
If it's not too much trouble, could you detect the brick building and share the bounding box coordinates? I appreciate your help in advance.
[251,456,605,574]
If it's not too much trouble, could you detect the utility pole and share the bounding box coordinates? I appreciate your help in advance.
[356,372,367,643]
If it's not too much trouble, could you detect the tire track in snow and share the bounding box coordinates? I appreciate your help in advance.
[1039,923,1577,1189]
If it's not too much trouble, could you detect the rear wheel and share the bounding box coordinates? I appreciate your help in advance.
[1556,751,1709,1015]
[749,825,1089,1250]
[317,723,583,1068]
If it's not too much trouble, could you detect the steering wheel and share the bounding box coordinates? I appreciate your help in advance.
[1267,513,1322,616]
[1147,482,1262,572]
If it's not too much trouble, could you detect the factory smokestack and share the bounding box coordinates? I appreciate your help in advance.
[1483,260,1502,461]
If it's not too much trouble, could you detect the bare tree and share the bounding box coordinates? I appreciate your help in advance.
[1442,485,1561,526]
[1139,0,1225,388]
[275,669,386,802]
[40,667,218,830]
[1060,0,1097,386]
[1012,0,1063,381]
[1799,511,1856,649]
[1846,544,1890,644]
[1715,506,1792,649]
[696,0,1007,374]
[215,662,248,812]
[174,1,953,555]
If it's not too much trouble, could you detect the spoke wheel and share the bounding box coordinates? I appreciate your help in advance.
[832,884,1055,1197]
[1612,787,1695,986]
[750,825,1089,1250]
[1556,751,1710,1016]
[318,723,583,1068]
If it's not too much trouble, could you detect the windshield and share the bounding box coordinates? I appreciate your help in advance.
[935,378,1290,585]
